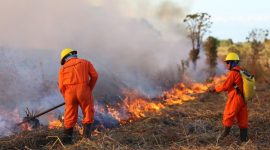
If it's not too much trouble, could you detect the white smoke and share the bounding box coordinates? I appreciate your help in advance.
[0,0,192,136]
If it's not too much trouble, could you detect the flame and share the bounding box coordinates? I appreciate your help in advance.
[46,75,226,130]
[123,97,165,119]
[47,113,63,129]
[21,122,33,131]
[48,120,63,129]
[107,105,122,122]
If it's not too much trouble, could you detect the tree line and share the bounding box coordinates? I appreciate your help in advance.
[181,12,269,79]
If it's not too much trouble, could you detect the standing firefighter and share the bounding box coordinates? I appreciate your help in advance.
[210,52,248,142]
[58,48,98,143]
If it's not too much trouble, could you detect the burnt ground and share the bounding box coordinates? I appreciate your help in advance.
[0,83,270,150]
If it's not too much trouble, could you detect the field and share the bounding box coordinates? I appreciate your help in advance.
[1,81,269,150]
[1,42,270,150]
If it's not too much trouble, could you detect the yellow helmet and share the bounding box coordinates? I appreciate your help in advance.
[224,52,240,61]
[60,48,77,65]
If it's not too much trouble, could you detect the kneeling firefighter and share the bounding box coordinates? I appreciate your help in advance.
[209,52,248,142]
[58,48,98,143]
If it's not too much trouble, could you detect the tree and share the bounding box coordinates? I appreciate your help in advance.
[246,28,269,74]
[219,39,233,47]
[178,59,189,81]
[204,36,219,77]
[183,12,212,68]
[228,39,234,45]
[183,13,212,51]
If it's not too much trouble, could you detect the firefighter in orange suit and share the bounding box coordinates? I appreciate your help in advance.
[209,52,248,142]
[58,48,98,143]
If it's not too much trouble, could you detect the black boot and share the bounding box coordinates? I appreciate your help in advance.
[83,123,93,139]
[240,128,248,142]
[63,127,73,144]
[220,127,231,139]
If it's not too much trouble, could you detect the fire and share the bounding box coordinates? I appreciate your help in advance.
[107,105,122,122]
[191,83,210,93]
[123,97,165,119]
[47,113,63,129]
[46,75,226,130]
[48,120,63,129]
[163,81,211,105]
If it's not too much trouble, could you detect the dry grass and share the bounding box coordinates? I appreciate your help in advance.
[1,83,270,150]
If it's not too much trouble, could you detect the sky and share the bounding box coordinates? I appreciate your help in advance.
[89,0,270,42]
[189,0,270,42]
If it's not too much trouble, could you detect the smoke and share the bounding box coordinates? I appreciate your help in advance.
[186,49,227,82]
[0,0,192,135]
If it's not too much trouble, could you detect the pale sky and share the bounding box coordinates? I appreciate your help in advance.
[189,0,270,42]
[86,0,270,42]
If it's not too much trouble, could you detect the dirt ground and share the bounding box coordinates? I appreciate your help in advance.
[0,83,270,150]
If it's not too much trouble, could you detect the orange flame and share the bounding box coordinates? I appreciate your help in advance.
[47,113,63,129]
[123,97,165,119]
[47,75,226,129]
[48,120,63,129]
[107,105,122,122]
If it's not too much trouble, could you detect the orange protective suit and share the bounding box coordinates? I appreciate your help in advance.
[58,57,98,129]
[215,66,248,129]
